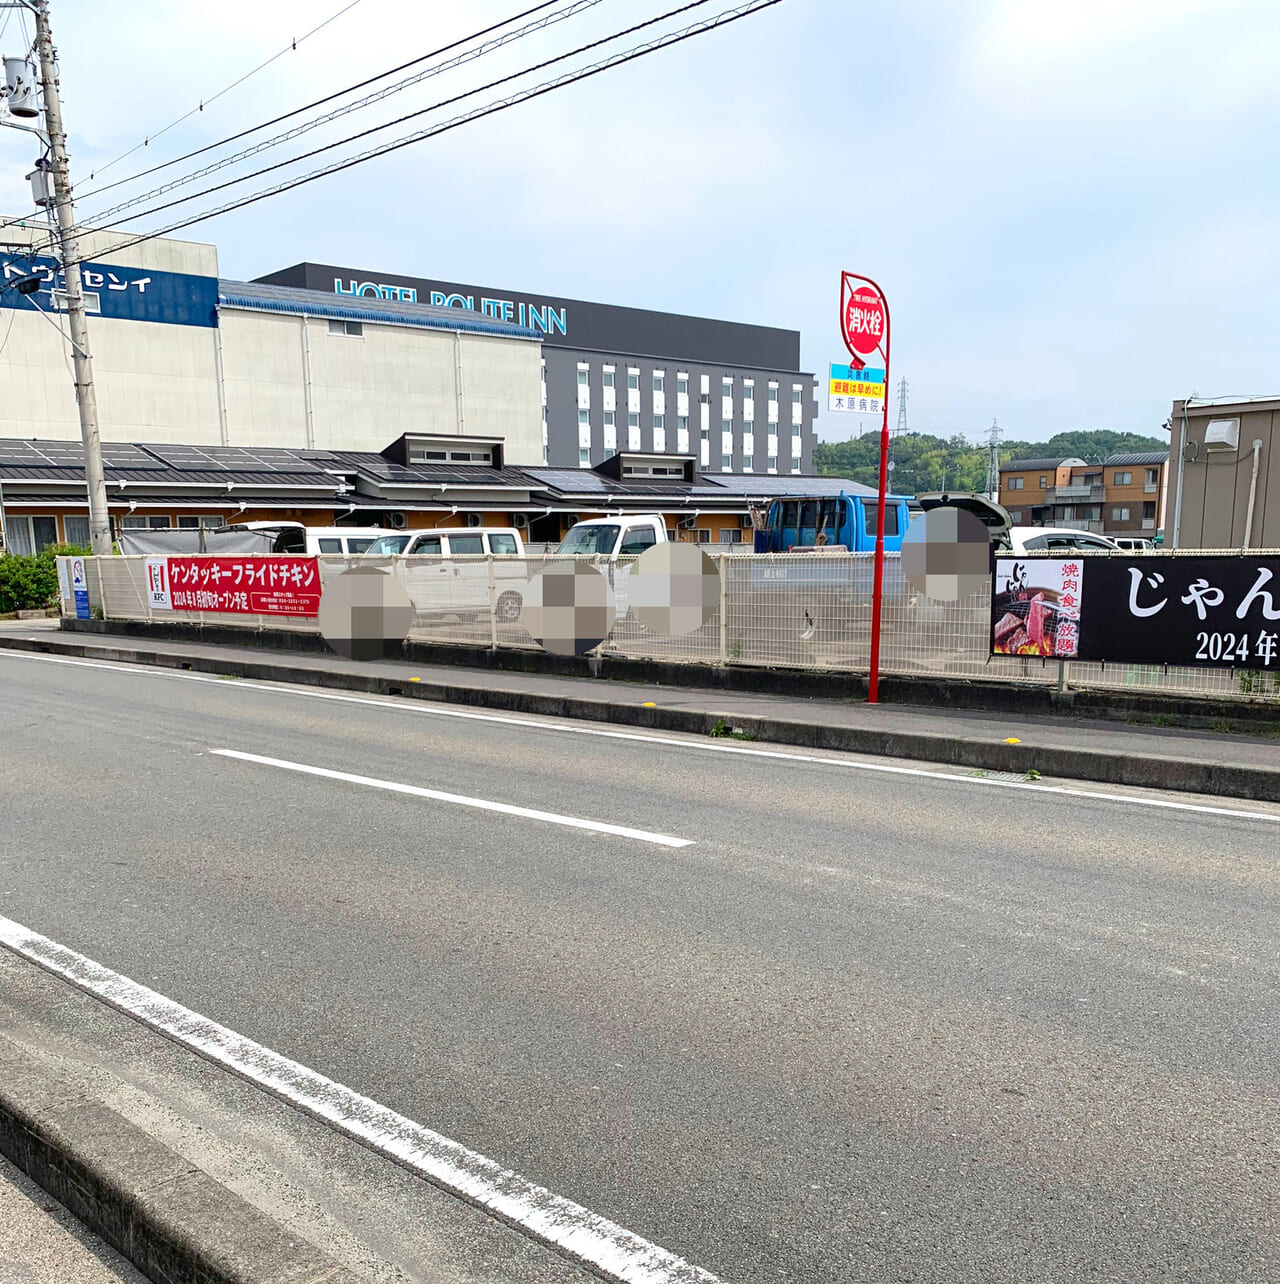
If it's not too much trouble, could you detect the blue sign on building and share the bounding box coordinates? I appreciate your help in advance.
[0,254,219,328]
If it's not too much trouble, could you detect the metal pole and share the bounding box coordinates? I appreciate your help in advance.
[32,0,111,557]
[840,274,891,705]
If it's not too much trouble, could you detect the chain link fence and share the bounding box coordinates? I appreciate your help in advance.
[63,552,1280,704]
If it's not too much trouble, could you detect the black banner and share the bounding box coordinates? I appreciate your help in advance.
[993,555,1280,668]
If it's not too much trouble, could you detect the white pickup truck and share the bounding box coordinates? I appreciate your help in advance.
[553,514,668,559]
[553,515,670,619]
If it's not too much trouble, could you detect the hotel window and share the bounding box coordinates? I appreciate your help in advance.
[700,425,709,440]
[790,459,801,474]
[603,410,615,428]
[768,386,778,402]
[722,377,733,394]
[677,416,688,432]
[579,448,590,465]
[791,386,802,403]
[327,319,362,337]
[627,372,639,391]
[721,454,732,470]
[653,414,665,430]
[578,409,589,425]
[603,369,614,389]
[628,412,640,429]
[721,419,733,433]
[653,372,664,392]
[677,375,688,396]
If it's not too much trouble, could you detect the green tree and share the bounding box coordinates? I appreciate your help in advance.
[815,428,1168,493]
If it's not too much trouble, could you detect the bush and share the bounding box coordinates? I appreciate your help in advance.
[0,543,89,613]
[0,553,59,612]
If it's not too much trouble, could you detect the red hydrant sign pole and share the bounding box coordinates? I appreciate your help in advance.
[839,272,891,703]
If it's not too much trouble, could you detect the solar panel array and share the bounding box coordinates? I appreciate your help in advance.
[142,443,332,474]
[0,440,155,469]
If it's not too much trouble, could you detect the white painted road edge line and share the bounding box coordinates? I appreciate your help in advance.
[5,650,1279,825]
[210,749,692,848]
[0,914,721,1284]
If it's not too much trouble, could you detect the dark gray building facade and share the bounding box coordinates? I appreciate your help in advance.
[255,262,818,473]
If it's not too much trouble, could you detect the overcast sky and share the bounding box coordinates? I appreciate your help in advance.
[3,0,1278,445]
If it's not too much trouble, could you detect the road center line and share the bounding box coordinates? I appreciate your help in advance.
[4,649,1279,826]
[209,748,693,848]
[0,915,720,1284]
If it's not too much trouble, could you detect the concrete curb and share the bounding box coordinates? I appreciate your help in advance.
[56,616,1280,733]
[0,1036,363,1284]
[2,631,1278,804]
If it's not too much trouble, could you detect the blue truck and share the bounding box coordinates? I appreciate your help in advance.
[752,493,912,553]
[739,493,914,644]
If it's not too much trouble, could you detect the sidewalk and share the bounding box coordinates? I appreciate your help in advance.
[0,1153,146,1284]
[1,620,1277,801]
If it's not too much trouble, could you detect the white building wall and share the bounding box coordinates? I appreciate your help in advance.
[0,311,223,443]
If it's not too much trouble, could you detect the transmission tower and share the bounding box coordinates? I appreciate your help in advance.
[895,377,909,436]
[985,418,1003,500]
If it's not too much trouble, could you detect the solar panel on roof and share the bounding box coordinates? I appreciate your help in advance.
[143,443,229,470]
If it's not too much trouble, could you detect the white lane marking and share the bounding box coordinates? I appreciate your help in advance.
[4,649,1279,827]
[210,748,692,848]
[0,916,719,1284]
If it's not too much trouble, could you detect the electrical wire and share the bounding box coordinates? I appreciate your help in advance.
[43,0,785,271]
[0,0,565,235]
[85,0,366,182]
[91,0,717,233]
[78,0,607,226]
[80,0,561,198]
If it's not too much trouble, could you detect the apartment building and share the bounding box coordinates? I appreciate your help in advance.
[999,452,1167,536]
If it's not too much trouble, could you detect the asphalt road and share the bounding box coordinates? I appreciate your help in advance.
[2,649,1279,1283]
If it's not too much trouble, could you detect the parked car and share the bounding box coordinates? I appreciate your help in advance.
[1005,526,1122,554]
[1110,536,1155,552]
[365,527,527,621]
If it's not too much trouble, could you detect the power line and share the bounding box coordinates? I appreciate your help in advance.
[79,0,607,227]
[89,0,719,234]
[0,0,565,235]
[46,0,785,271]
[80,0,561,199]
[84,0,367,183]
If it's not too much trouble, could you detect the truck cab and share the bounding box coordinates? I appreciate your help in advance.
[554,515,667,560]
[753,493,912,554]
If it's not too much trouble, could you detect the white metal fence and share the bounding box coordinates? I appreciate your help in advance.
[63,552,1280,704]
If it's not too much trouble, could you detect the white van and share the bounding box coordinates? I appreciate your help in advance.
[365,527,527,621]
[365,528,525,557]
[303,526,391,555]
[220,522,387,555]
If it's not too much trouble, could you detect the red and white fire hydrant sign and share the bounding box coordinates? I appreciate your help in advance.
[146,556,321,616]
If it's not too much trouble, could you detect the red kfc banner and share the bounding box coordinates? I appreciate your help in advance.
[159,556,321,616]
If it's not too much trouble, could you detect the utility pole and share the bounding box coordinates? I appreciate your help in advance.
[985,417,1002,501]
[30,0,111,555]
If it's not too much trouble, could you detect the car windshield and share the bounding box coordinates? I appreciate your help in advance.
[365,535,411,554]
[558,524,619,555]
